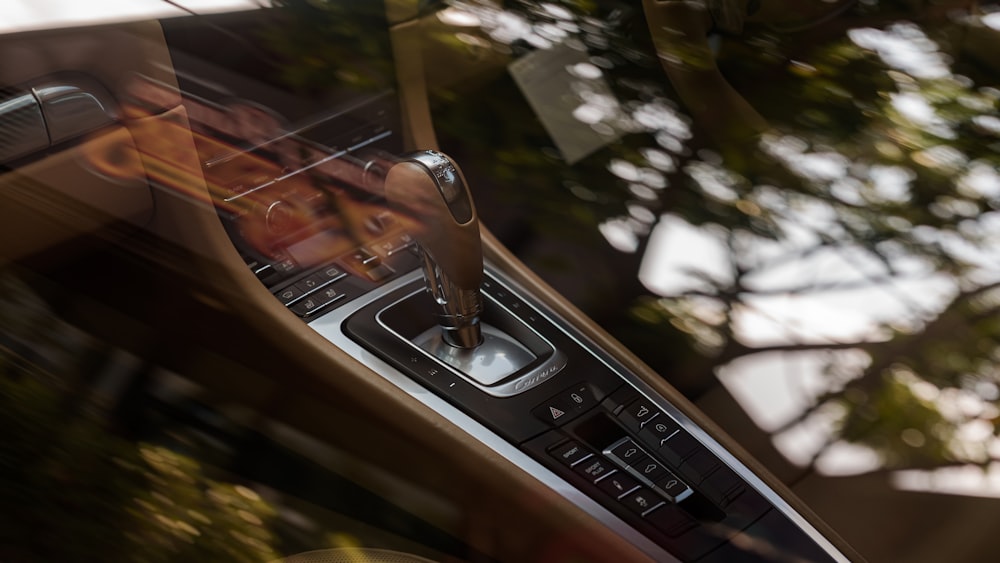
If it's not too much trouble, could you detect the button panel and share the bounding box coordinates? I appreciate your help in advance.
[658,431,700,467]
[639,417,681,447]
[550,440,592,467]
[317,264,345,281]
[575,456,615,482]
[345,247,381,270]
[621,487,665,516]
[290,287,346,316]
[596,471,641,499]
[269,233,420,318]
[701,465,746,507]
[275,284,304,305]
[532,383,599,426]
[604,437,693,503]
[372,232,416,257]
[525,384,778,561]
[646,504,697,538]
[620,398,659,431]
[345,269,795,561]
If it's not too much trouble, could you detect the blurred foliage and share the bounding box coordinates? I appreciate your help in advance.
[0,371,280,562]
[836,370,955,469]
[0,260,421,560]
[0,267,283,561]
[429,1,660,229]
[429,0,1000,473]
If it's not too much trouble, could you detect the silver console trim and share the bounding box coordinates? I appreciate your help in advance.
[415,324,535,385]
[373,286,567,397]
[308,265,850,563]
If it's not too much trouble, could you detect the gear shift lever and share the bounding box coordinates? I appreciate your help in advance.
[375,149,560,392]
[384,150,484,348]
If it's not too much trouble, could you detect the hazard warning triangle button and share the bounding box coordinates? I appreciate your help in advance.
[532,399,577,426]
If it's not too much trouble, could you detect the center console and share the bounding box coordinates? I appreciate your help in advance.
[195,140,849,560]
[164,8,852,559]
[312,262,846,562]
[243,146,850,562]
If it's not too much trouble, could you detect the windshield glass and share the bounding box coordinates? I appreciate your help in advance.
[425,0,1000,532]
[3,1,1000,562]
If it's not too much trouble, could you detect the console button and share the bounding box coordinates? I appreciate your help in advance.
[533,400,573,425]
[721,487,771,532]
[290,296,322,316]
[345,247,381,269]
[364,211,395,235]
[490,284,529,313]
[558,383,597,412]
[289,284,347,317]
[294,273,327,293]
[364,263,395,282]
[620,488,665,517]
[313,285,346,306]
[574,457,615,482]
[606,438,646,467]
[273,256,298,273]
[344,247,389,279]
[533,400,574,425]
[253,263,276,282]
[373,233,415,257]
[701,465,745,507]
[638,416,681,449]
[680,448,721,484]
[549,441,592,467]
[646,504,697,538]
[654,470,693,502]
[658,431,700,466]
[274,285,303,305]
[596,472,641,499]
[533,383,598,426]
[631,457,669,484]
[318,264,346,281]
[619,398,660,432]
[601,386,640,414]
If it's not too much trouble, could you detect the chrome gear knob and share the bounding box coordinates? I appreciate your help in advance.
[384,150,484,348]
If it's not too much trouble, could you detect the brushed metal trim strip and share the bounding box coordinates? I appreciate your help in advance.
[371,287,567,397]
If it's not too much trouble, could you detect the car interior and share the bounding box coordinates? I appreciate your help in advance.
[4,1,999,561]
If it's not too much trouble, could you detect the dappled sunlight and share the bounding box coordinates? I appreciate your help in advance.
[639,215,733,296]
[718,351,865,433]
[426,0,1000,487]
[597,217,641,253]
[0,264,394,560]
[895,464,1000,499]
[630,5,1000,479]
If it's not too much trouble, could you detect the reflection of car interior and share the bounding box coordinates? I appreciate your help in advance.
[0,2,871,562]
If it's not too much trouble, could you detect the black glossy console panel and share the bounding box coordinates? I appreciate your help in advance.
[344,276,624,443]
[341,272,843,562]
